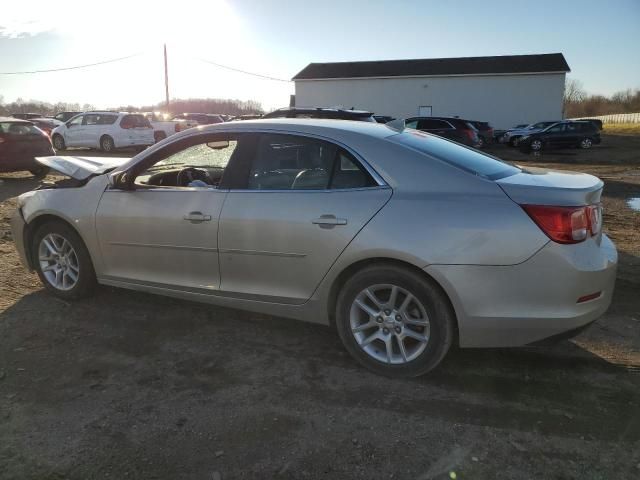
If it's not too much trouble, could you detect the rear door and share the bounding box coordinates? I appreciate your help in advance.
[218,132,391,304]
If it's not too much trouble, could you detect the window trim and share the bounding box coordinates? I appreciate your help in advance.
[114,128,388,192]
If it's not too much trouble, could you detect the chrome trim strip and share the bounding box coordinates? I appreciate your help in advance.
[219,248,306,258]
[108,241,218,253]
[99,275,302,305]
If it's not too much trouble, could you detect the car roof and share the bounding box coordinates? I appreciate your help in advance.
[265,107,374,116]
[0,116,30,123]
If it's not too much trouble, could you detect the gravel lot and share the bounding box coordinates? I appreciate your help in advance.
[1,137,639,479]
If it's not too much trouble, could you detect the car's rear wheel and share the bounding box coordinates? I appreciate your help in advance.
[52,134,65,150]
[530,139,543,151]
[579,138,593,149]
[100,135,115,153]
[32,221,96,299]
[335,265,455,377]
[154,131,167,143]
[476,136,485,148]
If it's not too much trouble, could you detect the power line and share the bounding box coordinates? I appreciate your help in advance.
[195,57,291,83]
[0,53,143,75]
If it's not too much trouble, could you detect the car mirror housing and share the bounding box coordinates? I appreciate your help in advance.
[109,172,135,190]
[206,140,229,150]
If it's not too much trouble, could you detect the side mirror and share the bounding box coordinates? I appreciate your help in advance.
[207,140,229,150]
[108,172,134,190]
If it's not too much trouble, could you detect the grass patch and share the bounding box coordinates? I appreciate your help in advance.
[603,123,640,136]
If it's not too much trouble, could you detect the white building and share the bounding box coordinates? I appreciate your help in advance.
[293,53,570,129]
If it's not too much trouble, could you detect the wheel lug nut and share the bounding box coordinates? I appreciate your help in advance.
[384,310,391,315]
[376,316,383,323]
[382,328,389,334]
[395,315,401,321]
[395,326,402,334]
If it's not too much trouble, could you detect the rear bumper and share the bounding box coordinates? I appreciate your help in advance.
[425,235,618,347]
[10,207,31,270]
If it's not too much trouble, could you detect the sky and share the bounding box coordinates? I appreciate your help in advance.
[0,0,638,111]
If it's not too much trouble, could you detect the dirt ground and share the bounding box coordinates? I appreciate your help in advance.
[1,136,639,479]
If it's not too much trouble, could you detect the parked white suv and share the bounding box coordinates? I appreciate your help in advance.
[51,112,154,152]
[140,112,198,143]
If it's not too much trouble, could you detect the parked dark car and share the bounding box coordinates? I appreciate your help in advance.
[10,113,43,120]
[231,114,263,121]
[467,120,494,148]
[402,117,480,147]
[171,113,225,125]
[53,111,82,123]
[518,121,601,152]
[0,117,55,176]
[263,107,376,122]
[28,118,63,137]
[373,115,395,124]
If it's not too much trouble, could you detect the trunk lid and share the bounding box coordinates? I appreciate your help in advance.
[36,155,130,180]
[496,166,604,206]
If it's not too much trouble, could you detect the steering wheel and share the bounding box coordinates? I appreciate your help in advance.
[177,167,212,186]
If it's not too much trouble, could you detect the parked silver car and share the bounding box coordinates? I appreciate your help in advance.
[11,119,617,376]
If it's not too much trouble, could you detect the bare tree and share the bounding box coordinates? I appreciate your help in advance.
[563,79,586,117]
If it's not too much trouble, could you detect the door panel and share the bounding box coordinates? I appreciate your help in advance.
[218,188,391,303]
[95,189,227,291]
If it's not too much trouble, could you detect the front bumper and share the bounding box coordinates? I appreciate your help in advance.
[426,235,618,347]
[10,207,31,270]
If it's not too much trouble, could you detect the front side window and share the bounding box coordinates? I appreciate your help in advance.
[68,115,83,127]
[134,135,242,188]
[247,134,376,190]
[405,119,418,129]
[546,124,564,133]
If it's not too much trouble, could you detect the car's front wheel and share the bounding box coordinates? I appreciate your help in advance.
[29,166,49,179]
[579,138,593,149]
[52,134,65,150]
[100,135,115,152]
[530,139,543,151]
[335,264,455,377]
[32,221,96,299]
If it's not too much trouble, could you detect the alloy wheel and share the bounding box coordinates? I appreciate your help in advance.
[38,233,80,291]
[531,139,543,151]
[349,284,430,364]
[581,138,593,149]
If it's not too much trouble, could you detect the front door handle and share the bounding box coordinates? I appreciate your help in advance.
[184,211,212,223]
[312,214,347,229]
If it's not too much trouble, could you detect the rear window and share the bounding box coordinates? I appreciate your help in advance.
[0,122,43,135]
[120,114,151,128]
[389,129,520,180]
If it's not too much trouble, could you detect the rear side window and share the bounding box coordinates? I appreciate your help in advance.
[247,134,376,190]
[389,130,520,180]
[0,122,42,135]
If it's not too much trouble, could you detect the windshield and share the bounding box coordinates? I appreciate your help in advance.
[389,129,520,180]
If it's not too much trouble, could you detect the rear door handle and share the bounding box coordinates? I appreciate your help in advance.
[312,214,347,229]
[184,211,211,223]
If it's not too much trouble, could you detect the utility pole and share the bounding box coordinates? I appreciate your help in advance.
[164,43,170,111]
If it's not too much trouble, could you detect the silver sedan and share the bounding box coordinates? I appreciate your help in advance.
[11,119,617,376]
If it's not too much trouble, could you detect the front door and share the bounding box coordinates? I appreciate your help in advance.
[218,132,391,304]
[94,133,244,292]
[64,114,85,147]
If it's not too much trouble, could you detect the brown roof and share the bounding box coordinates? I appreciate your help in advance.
[293,53,570,80]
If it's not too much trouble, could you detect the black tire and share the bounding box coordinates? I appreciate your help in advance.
[52,134,65,151]
[476,136,485,148]
[100,135,115,153]
[335,264,455,377]
[32,220,97,300]
[29,166,50,179]
[579,137,593,149]
[154,131,167,143]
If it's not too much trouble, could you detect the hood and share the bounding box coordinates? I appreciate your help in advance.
[35,155,131,180]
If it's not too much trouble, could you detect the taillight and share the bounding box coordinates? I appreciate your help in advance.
[522,204,601,244]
